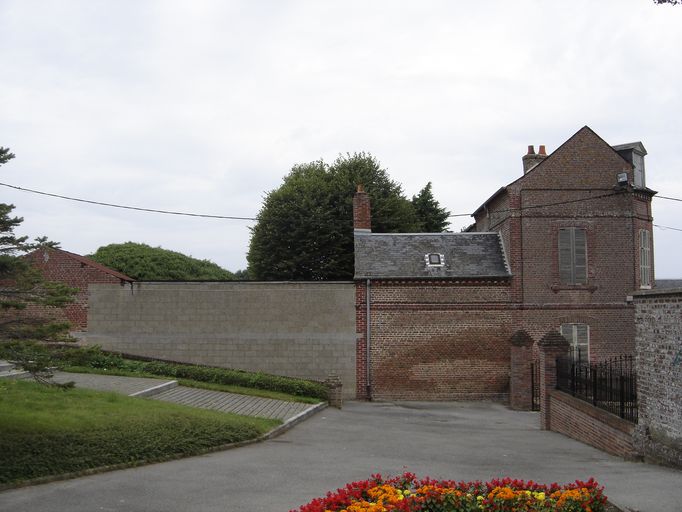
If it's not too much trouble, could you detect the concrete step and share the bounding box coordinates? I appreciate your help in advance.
[0,360,15,373]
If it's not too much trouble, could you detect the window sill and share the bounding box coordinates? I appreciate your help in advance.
[550,284,597,293]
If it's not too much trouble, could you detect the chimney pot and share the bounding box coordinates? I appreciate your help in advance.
[527,145,535,155]
[356,184,365,193]
[538,145,547,156]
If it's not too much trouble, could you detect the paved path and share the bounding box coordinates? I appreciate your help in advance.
[152,385,315,421]
[49,371,320,421]
[1,400,680,512]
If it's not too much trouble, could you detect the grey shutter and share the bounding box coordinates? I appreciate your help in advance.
[558,229,573,283]
[573,229,587,284]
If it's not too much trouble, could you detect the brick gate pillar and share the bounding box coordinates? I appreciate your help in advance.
[538,330,570,430]
[510,330,534,410]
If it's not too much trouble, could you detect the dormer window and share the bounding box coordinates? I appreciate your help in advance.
[425,253,445,267]
[632,152,645,188]
[612,142,647,189]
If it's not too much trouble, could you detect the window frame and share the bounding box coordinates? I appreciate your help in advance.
[560,323,590,361]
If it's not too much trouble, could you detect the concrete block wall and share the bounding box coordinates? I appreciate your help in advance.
[632,288,682,468]
[87,281,356,398]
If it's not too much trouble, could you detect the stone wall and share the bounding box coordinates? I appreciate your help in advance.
[632,288,682,467]
[87,281,356,398]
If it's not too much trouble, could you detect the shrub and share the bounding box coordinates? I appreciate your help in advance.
[54,346,329,400]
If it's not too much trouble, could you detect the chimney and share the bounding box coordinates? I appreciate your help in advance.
[522,144,548,174]
[353,184,371,232]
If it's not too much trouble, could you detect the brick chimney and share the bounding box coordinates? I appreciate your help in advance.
[522,144,547,174]
[353,184,371,232]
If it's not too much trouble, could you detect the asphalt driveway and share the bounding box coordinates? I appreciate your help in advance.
[1,401,680,512]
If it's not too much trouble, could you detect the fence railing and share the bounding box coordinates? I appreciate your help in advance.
[556,354,638,423]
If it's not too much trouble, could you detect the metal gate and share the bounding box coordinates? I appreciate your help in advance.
[531,362,540,411]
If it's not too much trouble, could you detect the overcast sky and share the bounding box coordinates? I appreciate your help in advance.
[1,1,681,277]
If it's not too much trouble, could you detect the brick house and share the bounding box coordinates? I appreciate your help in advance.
[25,248,133,333]
[354,126,655,400]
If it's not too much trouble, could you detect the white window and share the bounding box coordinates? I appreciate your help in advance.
[560,323,589,361]
[640,230,651,288]
[558,228,587,285]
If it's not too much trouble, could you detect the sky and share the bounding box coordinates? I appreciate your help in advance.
[1,0,681,277]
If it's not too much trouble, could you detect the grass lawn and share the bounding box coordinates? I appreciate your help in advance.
[0,379,280,486]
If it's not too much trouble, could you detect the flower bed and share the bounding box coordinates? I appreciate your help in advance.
[291,473,608,512]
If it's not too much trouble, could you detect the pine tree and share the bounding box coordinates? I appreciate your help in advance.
[411,182,451,232]
[0,147,76,384]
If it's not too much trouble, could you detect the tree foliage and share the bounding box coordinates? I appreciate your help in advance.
[411,182,451,233]
[88,242,235,281]
[247,153,450,280]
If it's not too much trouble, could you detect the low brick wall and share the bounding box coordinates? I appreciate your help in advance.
[549,390,637,459]
[87,281,356,398]
[632,288,682,468]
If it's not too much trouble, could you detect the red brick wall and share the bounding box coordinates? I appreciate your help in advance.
[549,390,637,459]
[24,249,127,331]
[357,280,513,400]
[473,127,652,362]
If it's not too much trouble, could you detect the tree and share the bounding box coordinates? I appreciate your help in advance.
[412,182,451,232]
[0,148,76,385]
[247,152,449,280]
[88,242,235,281]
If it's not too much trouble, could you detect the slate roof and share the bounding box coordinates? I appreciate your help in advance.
[655,279,682,289]
[354,232,511,280]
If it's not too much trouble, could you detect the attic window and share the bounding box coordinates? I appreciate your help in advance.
[425,253,445,267]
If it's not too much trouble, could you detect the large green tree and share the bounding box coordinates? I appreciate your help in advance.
[89,242,235,281]
[247,152,449,280]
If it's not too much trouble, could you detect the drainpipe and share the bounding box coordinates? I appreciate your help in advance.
[366,278,372,400]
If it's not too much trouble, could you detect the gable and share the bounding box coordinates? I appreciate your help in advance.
[515,126,632,190]
[354,232,511,280]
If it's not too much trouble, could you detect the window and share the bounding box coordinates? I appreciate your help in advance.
[560,323,589,361]
[633,152,645,188]
[558,228,587,285]
[640,229,651,288]
[425,253,444,267]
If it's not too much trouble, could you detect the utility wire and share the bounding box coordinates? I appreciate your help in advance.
[2,180,682,232]
[654,224,682,232]
[0,181,257,221]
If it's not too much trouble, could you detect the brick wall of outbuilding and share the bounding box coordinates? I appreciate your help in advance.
[357,280,513,400]
[25,248,131,331]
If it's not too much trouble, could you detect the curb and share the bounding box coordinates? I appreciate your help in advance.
[129,380,178,397]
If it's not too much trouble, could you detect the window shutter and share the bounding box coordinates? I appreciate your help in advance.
[558,229,573,283]
[640,230,651,287]
[573,228,587,284]
[558,228,587,285]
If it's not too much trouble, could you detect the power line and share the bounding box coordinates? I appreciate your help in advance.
[3,180,682,233]
[654,224,682,232]
[0,181,257,221]
[657,195,682,202]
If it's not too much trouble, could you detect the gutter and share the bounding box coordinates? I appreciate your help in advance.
[366,278,372,400]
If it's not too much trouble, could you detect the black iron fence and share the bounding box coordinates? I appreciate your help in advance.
[556,354,638,423]
[531,362,540,411]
